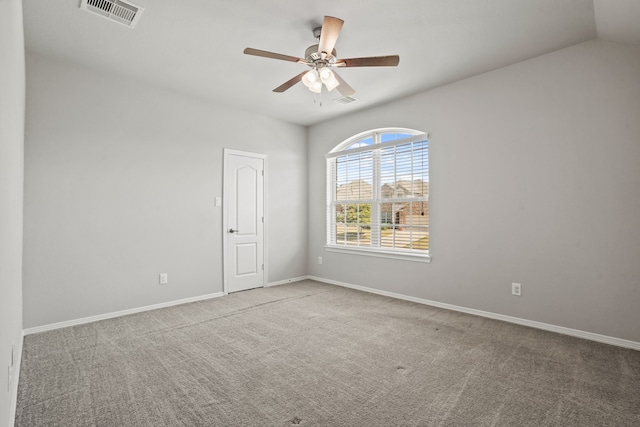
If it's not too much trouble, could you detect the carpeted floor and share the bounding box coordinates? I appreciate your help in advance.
[16,280,640,426]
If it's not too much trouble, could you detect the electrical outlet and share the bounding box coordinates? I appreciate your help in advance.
[159,273,168,285]
[318,256,323,265]
[512,282,522,296]
[7,344,15,391]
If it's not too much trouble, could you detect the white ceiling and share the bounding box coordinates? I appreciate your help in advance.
[22,0,640,126]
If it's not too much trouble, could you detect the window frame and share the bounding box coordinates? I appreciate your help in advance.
[326,128,431,263]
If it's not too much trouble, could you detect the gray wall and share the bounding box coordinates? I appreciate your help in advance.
[307,40,640,343]
[23,53,307,328]
[20,38,640,344]
[0,0,25,424]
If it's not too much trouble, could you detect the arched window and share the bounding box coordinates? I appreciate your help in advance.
[326,128,430,261]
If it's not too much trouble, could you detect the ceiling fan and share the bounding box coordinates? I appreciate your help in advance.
[243,16,400,98]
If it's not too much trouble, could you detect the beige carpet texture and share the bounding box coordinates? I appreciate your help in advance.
[16,280,640,426]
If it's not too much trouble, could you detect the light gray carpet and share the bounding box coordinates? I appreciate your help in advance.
[16,280,640,426]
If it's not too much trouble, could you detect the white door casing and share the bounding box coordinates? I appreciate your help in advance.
[223,149,266,293]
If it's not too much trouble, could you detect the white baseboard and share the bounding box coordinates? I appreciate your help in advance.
[307,275,640,351]
[266,276,309,287]
[8,331,23,427]
[23,292,224,336]
[23,277,311,336]
[21,275,640,352]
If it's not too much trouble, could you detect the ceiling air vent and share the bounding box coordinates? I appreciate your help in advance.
[334,96,358,105]
[80,0,144,29]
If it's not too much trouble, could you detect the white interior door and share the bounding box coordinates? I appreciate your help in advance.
[223,150,265,293]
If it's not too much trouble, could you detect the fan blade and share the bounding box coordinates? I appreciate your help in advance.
[273,71,308,93]
[318,16,344,56]
[332,71,355,98]
[244,48,305,63]
[335,55,400,67]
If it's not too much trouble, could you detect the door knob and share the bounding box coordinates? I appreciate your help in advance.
[229,228,239,233]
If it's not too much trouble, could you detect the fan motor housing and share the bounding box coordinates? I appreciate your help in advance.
[304,44,337,65]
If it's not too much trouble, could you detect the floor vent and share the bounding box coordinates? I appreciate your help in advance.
[80,0,144,28]
[334,96,358,105]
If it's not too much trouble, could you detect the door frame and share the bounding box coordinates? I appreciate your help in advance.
[222,148,268,295]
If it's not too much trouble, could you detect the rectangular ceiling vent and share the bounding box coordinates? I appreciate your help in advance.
[334,96,358,105]
[80,0,144,29]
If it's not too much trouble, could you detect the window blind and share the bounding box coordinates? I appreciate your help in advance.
[327,130,429,257]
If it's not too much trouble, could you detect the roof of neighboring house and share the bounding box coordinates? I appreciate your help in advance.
[381,180,429,198]
[337,179,428,201]
[336,180,372,201]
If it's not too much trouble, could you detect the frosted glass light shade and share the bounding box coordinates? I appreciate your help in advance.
[319,67,333,81]
[319,68,340,91]
[324,76,339,91]
[310,80,323,93]
[302,69,319,88]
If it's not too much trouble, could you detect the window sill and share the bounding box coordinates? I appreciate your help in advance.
[325,245,431,263]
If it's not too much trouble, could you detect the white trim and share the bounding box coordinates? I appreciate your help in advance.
[223,149,268,295]
[23,292,224,335]
[263,156,269,290]
[266,276,309,287]
[326,245,431,263]
[307,275,640,351]
[9,331,23,427]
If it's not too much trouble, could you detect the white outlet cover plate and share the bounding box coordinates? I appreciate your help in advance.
[512,283,521,295]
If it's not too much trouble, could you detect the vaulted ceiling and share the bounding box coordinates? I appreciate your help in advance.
[23,0,640,126]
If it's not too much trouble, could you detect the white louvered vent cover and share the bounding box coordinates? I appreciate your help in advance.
[80,0,144,29]
[334,96,358,105]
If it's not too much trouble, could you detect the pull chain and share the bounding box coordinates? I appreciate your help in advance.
[313,91,324,107]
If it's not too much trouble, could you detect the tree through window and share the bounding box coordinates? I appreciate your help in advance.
[326,129,429,260]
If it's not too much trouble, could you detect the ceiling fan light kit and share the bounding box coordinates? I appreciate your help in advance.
[244,16,399,99]
[302,67,339,93]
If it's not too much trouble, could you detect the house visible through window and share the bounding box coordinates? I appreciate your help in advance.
[326,128,429,261]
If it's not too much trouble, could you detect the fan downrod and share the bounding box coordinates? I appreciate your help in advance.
[313,26,322,41]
